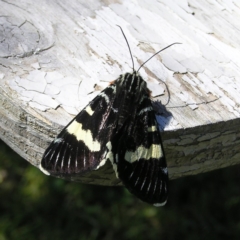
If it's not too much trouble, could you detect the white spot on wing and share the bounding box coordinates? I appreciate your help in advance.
[68,154,71,168]
[43,148,51,158]
[147,179,152,193]
[112,85,116,93]
[134,176,140,186]
[138,106,153,115]
[99,92,110,103]
[67,120,101,151]
[111,107,118,113]
[54,138,63,144]
[162,167,168,174]
[128,171,134,179]
[104,141,119,178]
[75,147,78,168]
[106,142,113,162]
[39,164,50,175]
[147,125,157,132]
[83,155,86,168]
[94,158,107,170]
[153,199,167,207]
[85,105,94,116]
[61,153,65,169]
[55,152,60,166]
[140,178,147,190]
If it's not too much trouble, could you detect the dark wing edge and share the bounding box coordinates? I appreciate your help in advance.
[118,157,168,206]
[40,83,117,179]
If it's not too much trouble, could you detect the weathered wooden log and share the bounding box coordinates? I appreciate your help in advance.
[1,0,240,185]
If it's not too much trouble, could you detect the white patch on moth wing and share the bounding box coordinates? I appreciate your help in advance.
[128,74,136,91]
[111,84,116,93]
[68,153,71,168]
[94,150,108,170]
[75,147,78,168]
[140,178,147,190]
[104,141,119,178]
[99,92,110,104]
[153,199,167,207]
[53,138,63,144]
[121,73,127,83]
[112,162,118,178]
[55,151,60,166]
[85,105,94,116]
[66,120,101,151]
[94,158,107,170]
[111,107,118,113]
[124,144,163,163]
[45,138,62,166]
[107,153,117,174]
[76,159,78,168]
[147,178,152,194]
[162,167,168,175]
[39,164,50,175]
[138,106,153,116]
[134,176,140,187]
[153,176,167,207]
[83,154,86,168]
[128,171,134,180]
[61,148,66,169]
[105,142,113,162]
[147,125,157,132]
[43,145,57,160]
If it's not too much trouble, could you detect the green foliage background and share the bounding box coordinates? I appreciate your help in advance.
[0,139,240,240]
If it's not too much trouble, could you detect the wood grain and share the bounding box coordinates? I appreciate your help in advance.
[1,0,240,185]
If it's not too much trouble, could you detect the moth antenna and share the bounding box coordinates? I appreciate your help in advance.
[153,78,171,106]
[137,42,182,72]
[117,25,135,71]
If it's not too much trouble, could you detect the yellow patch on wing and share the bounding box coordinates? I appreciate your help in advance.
[147,125,157,132]
[85,105,94,116]
[124,144,163,163]
[67,120,100,151]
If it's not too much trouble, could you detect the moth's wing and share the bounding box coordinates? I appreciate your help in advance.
[113,99,168,206]
[40,84,117,179]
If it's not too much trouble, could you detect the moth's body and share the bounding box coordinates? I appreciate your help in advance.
[41,71,168,206]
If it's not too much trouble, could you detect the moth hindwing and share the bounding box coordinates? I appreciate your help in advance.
[40,72,168,206]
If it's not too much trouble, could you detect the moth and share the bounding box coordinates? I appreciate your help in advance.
[40,26,180,206]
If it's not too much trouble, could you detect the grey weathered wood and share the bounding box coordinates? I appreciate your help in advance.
[1,0,240,185]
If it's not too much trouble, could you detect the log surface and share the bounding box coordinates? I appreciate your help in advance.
[1,0,240,185]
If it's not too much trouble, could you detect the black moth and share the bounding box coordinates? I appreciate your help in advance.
[40,27,180,206]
